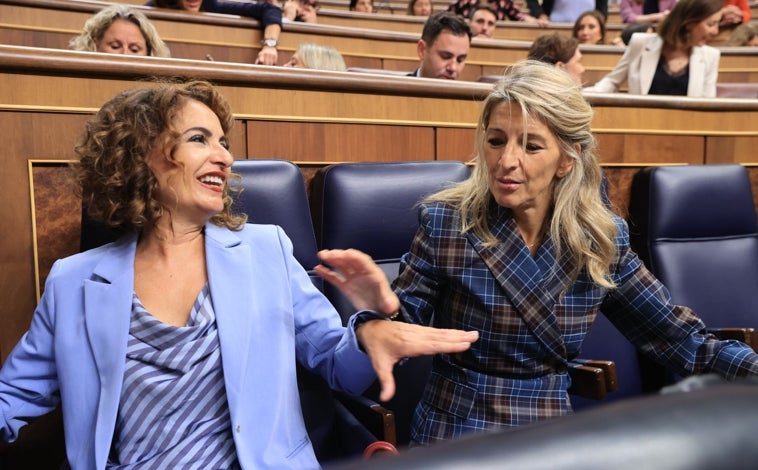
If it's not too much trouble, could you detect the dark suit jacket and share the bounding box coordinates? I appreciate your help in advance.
[394,201,758,444]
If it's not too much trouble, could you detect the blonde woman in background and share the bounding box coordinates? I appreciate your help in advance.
[284,43,347,71]
[69,4,170,57]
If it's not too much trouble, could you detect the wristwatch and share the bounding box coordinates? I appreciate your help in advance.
[261,38,278,48]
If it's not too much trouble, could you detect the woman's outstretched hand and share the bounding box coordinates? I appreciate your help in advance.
[356,320,478,401]
[315,249,400,316]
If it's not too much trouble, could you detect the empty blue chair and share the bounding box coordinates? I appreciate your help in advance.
[628,164,758,349]
[310,161,473,447]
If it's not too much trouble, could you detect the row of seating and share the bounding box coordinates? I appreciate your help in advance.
[0,159,747,468]
[76,160,758,463]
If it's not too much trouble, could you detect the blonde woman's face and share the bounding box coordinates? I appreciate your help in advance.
[96,19,148,56]
[283,53,306,68]
[484,102,573,220]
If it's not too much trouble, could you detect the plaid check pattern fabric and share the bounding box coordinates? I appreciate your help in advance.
[394,202,758,444]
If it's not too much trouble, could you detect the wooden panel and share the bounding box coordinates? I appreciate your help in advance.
[0,112,88,364]
[246,121,436,161]
[705,136,758,164]
[436,127,477,162]
[596,134,704,165]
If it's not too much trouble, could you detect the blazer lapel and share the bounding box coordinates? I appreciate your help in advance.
[639,35,663,95]
[464,208,568,361]
[204,224,258,418]
[84,233,136,467]
[687,46,705,96]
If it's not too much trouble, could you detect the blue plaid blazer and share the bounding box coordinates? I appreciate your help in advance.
[394,202,758,444]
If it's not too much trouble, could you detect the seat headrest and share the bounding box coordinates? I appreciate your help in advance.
[230,159,319,269]
[311,161,471,259]
[630,164,757,240]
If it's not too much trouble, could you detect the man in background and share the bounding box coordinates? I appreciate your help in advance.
[409,11,471,80]
[469,5,498,39]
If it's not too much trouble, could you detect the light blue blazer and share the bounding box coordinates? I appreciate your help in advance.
[585,33,721,98]
[0,223,376,469]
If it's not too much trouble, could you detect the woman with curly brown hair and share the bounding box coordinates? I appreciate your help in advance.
[0,80,478,468]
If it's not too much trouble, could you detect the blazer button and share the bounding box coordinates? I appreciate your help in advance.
[236,424,241,433]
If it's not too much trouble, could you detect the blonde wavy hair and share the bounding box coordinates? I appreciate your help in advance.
[427,60,618,288]
[73,80,246,234]
[295,43,347,71]
[69,4,171,58]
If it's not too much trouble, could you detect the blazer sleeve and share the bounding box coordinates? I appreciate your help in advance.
[0,262,62,443]
[269,227,376,395]
[393,204,444,327]
[585,47,633,93]
[584,33,646,93]
[201,0,283,30]
[600,220,758,380]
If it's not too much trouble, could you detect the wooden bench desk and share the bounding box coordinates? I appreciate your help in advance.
[3,44,758,367]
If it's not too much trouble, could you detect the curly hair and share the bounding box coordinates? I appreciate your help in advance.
[427,60,618,289]
[73,80,246,234]
[68,4,171,58]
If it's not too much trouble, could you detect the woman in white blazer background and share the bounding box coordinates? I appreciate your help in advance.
[585,0,723,98]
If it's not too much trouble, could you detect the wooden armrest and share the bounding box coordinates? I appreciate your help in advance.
[335,392,397,446]
[567,363,607,400]
[708,327,758,351]
[572,359,618,392]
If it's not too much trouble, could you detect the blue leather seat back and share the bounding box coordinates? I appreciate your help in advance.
[309,161,471,447]
[231,159,320,271]
[628,164,758,330]
[310,161,472,260]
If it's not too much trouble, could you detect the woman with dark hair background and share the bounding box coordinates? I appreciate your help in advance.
[585,0,723,97]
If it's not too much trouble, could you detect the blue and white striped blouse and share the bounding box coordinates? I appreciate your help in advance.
[107,284,240,469]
